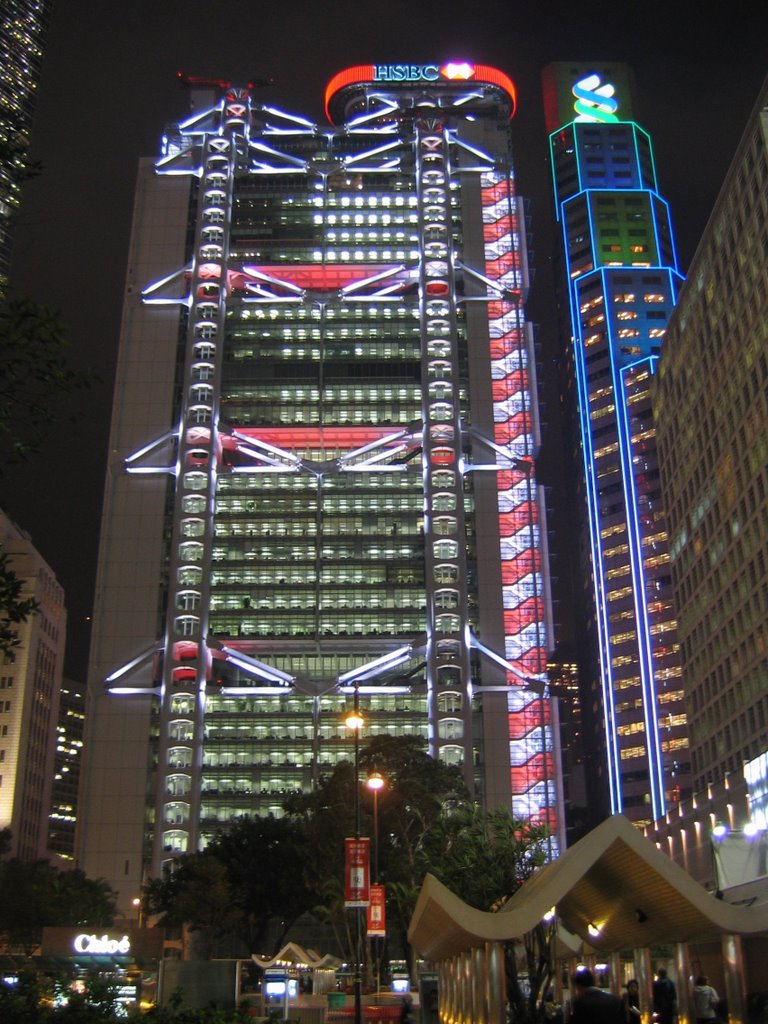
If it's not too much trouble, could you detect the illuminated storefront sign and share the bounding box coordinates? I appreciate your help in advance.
[73,933,131,955]
[373,64,440,82]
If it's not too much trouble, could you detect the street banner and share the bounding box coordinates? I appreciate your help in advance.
[367,884,386,936]
[344,837,370,907]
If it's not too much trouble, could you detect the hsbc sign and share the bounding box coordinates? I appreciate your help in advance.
[373,65,441,82]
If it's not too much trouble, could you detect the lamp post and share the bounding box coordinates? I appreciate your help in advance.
[366,771,385,994]
[344,687,365,1024]
[366,771,384,884]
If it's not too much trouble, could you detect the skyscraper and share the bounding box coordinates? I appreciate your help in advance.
[654,77,768,802]
[79,64,564,907]
[0,508,66,860]
[0,0,53,293]
[544,63,691,826]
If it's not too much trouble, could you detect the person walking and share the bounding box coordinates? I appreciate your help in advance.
[692,976,719,1024]
[653,968,677,1024]
[623,979,641,1022]
[570,968,625,1024]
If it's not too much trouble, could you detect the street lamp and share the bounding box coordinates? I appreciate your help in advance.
[366,771,385,994]
[344,689,364,1024]
[366,771,385,884]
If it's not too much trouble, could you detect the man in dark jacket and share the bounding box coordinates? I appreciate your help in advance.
[570,968,625,1024]
[653,968,677,1024]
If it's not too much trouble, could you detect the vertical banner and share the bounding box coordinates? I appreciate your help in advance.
[344,837,370,907]
[367,884,386,937]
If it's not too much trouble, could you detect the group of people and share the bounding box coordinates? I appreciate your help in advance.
[569,966,722,1024]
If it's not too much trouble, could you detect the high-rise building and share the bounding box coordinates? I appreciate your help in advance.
[48,677,85,860]
[544,63,691,826]
[0,0,53,293]
[0,508,66,860]
[79,64,564,906]
[654,77,768,802]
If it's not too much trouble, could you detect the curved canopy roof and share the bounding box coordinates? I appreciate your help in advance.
[409,814,768,961]
[253,942,342,970]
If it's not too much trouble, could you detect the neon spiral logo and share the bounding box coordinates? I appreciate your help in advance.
[572,73,619,123]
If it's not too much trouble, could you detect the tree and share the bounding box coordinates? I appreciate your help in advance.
[145,854,245,961]
[284,736,471,968]
[144,815,316,958]
[423,806,555,1024]
[0,548,38,660]
[0,297,92,467]
[0,296,93,658]
[0,857,116,955]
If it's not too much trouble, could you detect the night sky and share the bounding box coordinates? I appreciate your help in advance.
[5,0,767,678]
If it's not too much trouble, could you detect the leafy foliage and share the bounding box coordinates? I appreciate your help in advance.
[144,815,315,958]
[0,548,38,660]
[0,857,116,955]
[0,297,93,467]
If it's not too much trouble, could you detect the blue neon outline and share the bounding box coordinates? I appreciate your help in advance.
[551,116,689,820]
[608,325,666,820]
[571,270,624,813]
[631,123,658,192]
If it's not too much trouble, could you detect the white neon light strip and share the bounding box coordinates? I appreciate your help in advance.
[105,642,163,683]
[220,646,294,684]
[338,645,412,685]
[340,264,407,295]
[261,106,317,128]
[343,140,403,166]
[230,431,303,465]
[124,429,178,466]
[248,140,308,168]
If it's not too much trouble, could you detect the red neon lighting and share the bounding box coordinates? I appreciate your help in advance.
[325,63,516,122]
[236,264,404,292]
[324,65,376,122]
[225,426,407,450]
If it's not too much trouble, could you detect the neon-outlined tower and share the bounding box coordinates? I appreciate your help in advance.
[80,65,563,904]
[544,63,691,825]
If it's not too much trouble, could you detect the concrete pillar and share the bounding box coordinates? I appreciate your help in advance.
[634,947,654,1024]
[674,943,692,1024]
[609,951,622,996]
[437,961,449,1024]
[486,942,506,1024]
[721,934,746,1024]
[471,945,485,1024]
[460,951,471,1024]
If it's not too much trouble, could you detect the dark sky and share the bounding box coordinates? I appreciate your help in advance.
[5,0,767,677]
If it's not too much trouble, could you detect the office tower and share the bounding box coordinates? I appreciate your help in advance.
[654,78,768,800]
[48,677,85,859]
[79,64,564,905]
[0,508,66,859]
[544,63,691,826]
[0,0,53,293]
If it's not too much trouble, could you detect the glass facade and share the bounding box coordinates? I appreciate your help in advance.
[83,67,563,893]
[0,0,52,292]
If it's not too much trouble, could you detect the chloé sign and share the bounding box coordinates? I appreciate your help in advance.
[73,933,131,955]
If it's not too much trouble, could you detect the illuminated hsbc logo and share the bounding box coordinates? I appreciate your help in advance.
[572,73,620,123]
[373,64,440,82]
[73,933,131,955]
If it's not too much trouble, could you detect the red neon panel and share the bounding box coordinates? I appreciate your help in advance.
[508,704,551,739]
[510,753,552,791]
[324,65,376,122]
[501,549,541,578]
[234,264,403,293]
[228,426,406,450]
